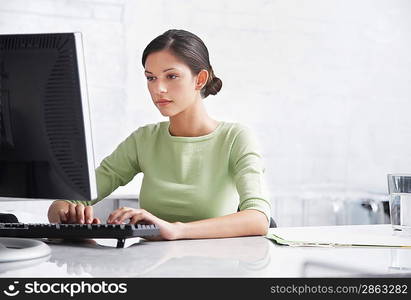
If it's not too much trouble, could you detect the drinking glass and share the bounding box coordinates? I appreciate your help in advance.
[387,174,411,234]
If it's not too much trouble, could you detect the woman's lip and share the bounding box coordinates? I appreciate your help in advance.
[156,101,172,106]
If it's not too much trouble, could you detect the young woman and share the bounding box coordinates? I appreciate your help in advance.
[48,29,271,240]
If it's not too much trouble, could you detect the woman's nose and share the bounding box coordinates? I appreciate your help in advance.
[153,80,167,93]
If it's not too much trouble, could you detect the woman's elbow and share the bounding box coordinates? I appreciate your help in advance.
[257,219,269,235]
[249,210,270,236]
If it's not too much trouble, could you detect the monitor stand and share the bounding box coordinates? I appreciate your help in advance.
[0,238,51,262]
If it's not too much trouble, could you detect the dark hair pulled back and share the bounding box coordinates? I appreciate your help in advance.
[142,29,222,98]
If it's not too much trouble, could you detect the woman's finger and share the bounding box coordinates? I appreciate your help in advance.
[116,210,143,224]
[129,213,146,224]
[58,209,67,223]
[75,203,85,224]
[107,207,132,223]
[130,211,158,225]
[107,208,122,223]
[92,217,101,224]
[68,203,77,223]
[84,206,94,224]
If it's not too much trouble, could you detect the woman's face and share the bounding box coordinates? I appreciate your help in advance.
[144,50,201,117]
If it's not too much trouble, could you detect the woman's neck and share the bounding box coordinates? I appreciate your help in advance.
[168,100,219,137]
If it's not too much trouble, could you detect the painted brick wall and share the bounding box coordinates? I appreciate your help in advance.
[1,0,410,225]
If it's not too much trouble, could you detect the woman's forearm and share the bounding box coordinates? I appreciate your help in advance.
[47,200,70,223]
[175,209,269,240]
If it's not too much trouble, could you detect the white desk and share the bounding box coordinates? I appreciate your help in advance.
[0,225,411,277]
[0,225,410,278]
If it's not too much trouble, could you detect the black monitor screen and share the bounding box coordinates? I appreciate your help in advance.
[0,33,97,201]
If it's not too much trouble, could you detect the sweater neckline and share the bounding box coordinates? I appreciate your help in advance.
[163,121,224,142]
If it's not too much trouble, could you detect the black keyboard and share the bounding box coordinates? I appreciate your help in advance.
[0,223,160,248]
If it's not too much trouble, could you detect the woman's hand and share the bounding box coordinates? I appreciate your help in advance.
[58,203,101,224]
[107,207,183,241]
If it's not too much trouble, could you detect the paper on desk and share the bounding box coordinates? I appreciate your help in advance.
[266,224,411,248]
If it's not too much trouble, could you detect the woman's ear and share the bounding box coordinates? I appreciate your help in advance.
[195,69,209,90]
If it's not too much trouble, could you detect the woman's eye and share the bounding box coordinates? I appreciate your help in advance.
[146,76,155,81]
[167,74,177,79]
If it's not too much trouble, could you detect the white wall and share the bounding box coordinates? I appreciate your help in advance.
[1,0,410,225]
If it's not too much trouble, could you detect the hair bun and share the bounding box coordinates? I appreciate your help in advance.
[204,77,222,97]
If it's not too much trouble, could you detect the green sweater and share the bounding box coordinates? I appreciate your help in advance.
[71,121,271,223]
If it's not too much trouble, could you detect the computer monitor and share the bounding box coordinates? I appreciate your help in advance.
[0,32,97,263]
[0,32,97,202]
